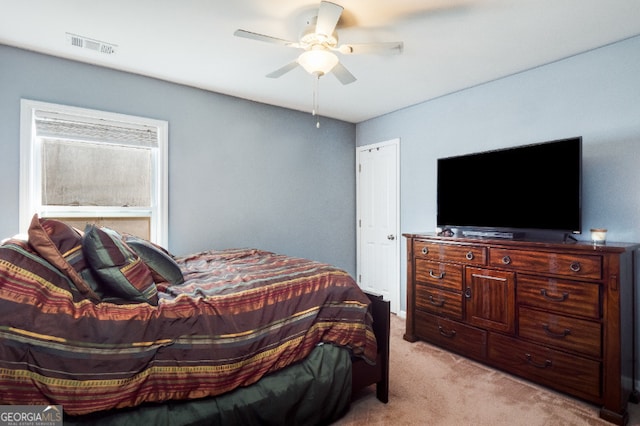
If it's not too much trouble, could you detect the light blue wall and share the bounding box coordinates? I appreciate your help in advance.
[356,35,640,313]
[0,45,357,274]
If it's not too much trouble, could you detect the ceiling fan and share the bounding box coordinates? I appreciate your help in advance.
[234,1,404,85]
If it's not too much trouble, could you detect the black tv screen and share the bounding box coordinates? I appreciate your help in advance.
[437,137,582,235]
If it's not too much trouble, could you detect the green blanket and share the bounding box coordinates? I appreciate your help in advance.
[65,343,352,426]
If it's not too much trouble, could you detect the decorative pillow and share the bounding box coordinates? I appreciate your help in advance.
[123,235,184,286]
[27,214,100,302]
[0,239,81,301]
[1,233,28,246]
[83,225,158,305]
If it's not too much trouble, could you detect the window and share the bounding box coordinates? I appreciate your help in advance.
[20,99,168,246]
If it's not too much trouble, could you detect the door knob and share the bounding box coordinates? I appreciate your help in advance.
[387,234,395,240]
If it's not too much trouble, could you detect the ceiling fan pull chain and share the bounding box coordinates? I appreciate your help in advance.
[313,72,321,128]
[312,73,318,116]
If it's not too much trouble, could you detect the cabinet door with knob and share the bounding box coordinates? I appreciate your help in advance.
[464,267,515,334]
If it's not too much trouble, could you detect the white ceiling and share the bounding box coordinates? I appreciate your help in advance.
[1,1,639,123]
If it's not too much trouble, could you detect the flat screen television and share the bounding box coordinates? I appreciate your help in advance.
[437,137,582,236]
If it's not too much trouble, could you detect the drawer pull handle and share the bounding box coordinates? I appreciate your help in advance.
[421,247,429,255]
[540,289,569,302]
[569,261,581,272]
[502,255,512,265]
[438,325,457,338]
[525,354,552,369]
[429,270,445,279]
[429,295,445,307]
[543,324,571,338]
[465,251,474,260]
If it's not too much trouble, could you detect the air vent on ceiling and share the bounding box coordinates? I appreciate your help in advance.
[66,33,117,55]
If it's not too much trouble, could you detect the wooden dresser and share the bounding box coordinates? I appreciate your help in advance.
[403,233,639,425]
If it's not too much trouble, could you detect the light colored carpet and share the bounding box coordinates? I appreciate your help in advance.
[336,314,640,426]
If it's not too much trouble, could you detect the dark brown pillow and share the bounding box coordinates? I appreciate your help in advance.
[27,214,99,302]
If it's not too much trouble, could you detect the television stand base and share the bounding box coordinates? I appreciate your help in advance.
[463,230,525,240]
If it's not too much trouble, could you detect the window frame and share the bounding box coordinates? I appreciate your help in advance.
[19,99,169,247]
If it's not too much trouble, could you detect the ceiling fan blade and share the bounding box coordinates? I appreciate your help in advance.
[338,41,404,55]
[331,62,356,85]
[234,29,299,48]
[266,61,300,78]
[315,1,343,37]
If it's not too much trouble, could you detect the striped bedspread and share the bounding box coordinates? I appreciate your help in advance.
[0,244,376,415]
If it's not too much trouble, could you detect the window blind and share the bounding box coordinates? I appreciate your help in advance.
[34,110,158,148]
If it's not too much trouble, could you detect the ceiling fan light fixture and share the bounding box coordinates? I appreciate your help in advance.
[298,49,339,76]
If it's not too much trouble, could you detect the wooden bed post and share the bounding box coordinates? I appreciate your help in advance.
[351,292,391,403]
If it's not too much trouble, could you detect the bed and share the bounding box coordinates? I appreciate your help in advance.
[0,215,389,425]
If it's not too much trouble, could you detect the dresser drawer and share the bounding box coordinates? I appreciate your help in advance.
[415,259,462,291]
[489,248,602,280]
[488,333,601,402]
[416,284,463,320]
[518,307,601,357]
[415,310,487,361]
[414,240,486,266]
[517,275,600,319]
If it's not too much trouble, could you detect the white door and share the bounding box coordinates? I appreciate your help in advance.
[357,139,400,314]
